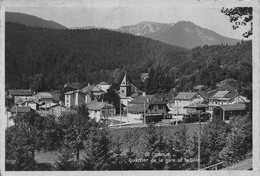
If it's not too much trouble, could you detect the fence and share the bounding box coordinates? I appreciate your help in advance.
[203,161,226,170]
[203,152,252,170]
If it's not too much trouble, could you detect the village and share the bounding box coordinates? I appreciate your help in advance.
[4,72,250,129]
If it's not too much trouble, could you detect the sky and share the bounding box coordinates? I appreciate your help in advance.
[4,0,253,40]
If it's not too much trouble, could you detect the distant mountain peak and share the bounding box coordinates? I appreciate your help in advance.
[143,21,240,48]
[117,21,175,36]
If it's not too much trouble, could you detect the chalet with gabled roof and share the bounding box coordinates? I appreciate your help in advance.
[96,82,110,93]
[86,101,115,122]
[128,95,170,123]
[208,90,249,113]
[172,92,205,115]
[8,89,34,104]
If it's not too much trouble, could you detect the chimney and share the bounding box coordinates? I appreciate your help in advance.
[88,82,90,86]
[142,92,146,96]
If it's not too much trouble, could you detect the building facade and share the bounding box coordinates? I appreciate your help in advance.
[64,90,85,108]
[173,92,205,115]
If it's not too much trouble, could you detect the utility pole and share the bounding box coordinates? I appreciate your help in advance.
[198,110,201,170]
[120,99,122,128]
[126,101,129,122]
[111,102,114,125]
[143,101,146,123]
[176,100,178,125]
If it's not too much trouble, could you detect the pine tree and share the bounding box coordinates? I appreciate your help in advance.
[81,127,113,170]
[167,124,191,170]
[120,129,141,170]
[200,117,230,166]
[219,115,252,163]
[142,124,168,170]
[5,124,38,171]
[54,146,79,170]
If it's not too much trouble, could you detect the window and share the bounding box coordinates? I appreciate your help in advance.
[122,90,125,93]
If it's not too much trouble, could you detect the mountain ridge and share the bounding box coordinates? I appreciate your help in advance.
[6,12,67,29]
[118,20,240,49]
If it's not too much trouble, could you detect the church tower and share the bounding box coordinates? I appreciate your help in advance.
[119,72,131,98]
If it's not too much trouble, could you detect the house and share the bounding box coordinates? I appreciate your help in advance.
[8,89,34,104]
[86,101,115,122]
[34,92,54,103]
[128,95,170,123]
[96,82,110,93]
[172,92,205,115]
[213,104,247,121]
[91,86,105,99]
[64,90,85,108]
[81,84,96,104]
[208,91,249,113]
[39,103,67,116]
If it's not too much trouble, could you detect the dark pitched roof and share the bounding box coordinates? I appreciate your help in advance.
[130,83,142,93]
[87,101,114,110]
[49,90,61,102]
[8,89,33,96]
[130,92,142,98]
[129,95,154,104]
[210,91,238,100]
[81,85,96,94]
[211,91,229,98]
[10,106,32,113]
[217,84,237,93]
[198,91,209,99]
[207,90,218,98]
[35,92,53,99]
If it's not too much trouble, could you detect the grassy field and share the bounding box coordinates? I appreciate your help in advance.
[35,122,206,165]
[109,122,205,140]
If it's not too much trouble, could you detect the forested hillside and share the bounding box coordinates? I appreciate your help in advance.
[5,22,185,91]
[6,12,67,29]
[5,22,251,93]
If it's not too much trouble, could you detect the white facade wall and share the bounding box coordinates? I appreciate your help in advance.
[173,94,204,115]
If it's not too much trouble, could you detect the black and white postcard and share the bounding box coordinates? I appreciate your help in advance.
[0,0,259,175]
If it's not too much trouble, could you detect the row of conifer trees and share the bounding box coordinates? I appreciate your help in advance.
[5,105,252,171]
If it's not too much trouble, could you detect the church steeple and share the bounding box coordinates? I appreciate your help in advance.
[119,72,131,98]
[120,72,129,86]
